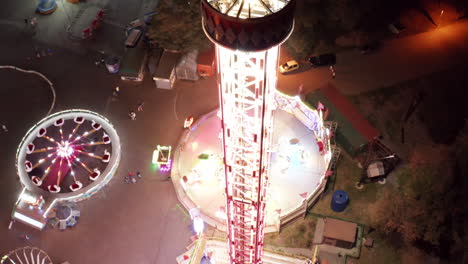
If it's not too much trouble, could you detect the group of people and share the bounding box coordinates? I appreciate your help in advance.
[25,17,38,28]
[34,47,53,59]
[129,101,144,120]
[111,86,144,120]
[125,171,142,184]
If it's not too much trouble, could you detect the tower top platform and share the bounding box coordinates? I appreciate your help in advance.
[201,0,295,51]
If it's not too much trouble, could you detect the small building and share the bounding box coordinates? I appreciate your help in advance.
[176,50,199,81]
[197,47,215,78]
[153,50,181,89]
[313,217,357,249]
[367,160,385,178]
[147,48,164,78]
[120,41,148,82]
[306,84,380,156]
[12,190,49,230]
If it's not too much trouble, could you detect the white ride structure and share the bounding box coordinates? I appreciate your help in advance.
[201,0,296,263]
[12,109,121,230]
[1,247,53,264]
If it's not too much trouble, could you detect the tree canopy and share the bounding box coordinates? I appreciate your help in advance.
[370,122,468,259]
[148,0,210,52]
[148,0,408,57]
[284,0,407,59]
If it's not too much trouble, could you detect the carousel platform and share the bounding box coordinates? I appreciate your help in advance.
[171,101,331,232]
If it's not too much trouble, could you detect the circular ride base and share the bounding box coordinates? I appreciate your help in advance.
[173,109,328,231]
[16,109,121,203]
[37,0,58,14]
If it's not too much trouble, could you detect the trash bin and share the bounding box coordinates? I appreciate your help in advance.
[105,56,121,74]
[331,190,349,212]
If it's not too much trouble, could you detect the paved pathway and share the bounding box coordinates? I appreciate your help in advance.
[0,19,217,264]
[278,19,468,96]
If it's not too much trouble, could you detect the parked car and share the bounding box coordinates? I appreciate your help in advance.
[279,60,299,73]
[309,53,336,67]
[129,19,144,28]
[125,28,143,48]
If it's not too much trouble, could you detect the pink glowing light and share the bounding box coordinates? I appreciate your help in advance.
[159,159,172,173]
[25,118,113,193]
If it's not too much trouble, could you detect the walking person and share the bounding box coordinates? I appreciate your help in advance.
[129,110,136,120]
[329,65,336,79]
[30,17,38,28]
[8,219,14,230]
[113,86,120,97]
[126,172,133,184]
[24,18,28,24]
[297,84,305,99]
[137,171,142,179]
[20,234,31,243]
[298,84,304,95]
[137,101,144,112]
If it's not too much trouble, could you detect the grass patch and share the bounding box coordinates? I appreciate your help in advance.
[394,166,412,190]
[311,154,395,225]
[265,215,317,248]
[352,65,468,146]
[266,65,468,262]
[356,232,402,264]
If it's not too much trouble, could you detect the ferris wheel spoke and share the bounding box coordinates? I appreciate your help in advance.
[59,128,65,142]
[63,155,79,182]
[30,155,55,171]
[56,158,65,186]
[40,165,52,181]
[68,122,82,140]
[75,149,105,160]
[75,140,106,147]
[31,147,55,154]
[71,128,98,144]
[42,135,60,146]
[76,159,93,174]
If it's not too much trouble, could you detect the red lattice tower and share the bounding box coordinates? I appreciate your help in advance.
[201,1,295,263]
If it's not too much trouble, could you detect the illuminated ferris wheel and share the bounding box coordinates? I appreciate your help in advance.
[16,110,121,197]
[1,247,53,264]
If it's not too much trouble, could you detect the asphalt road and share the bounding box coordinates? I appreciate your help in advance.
[278,19,468,96]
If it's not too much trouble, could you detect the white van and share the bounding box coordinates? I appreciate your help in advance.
[125,28,142,48]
